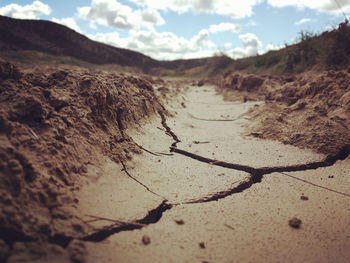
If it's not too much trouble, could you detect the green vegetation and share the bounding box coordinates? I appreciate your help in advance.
[157,20,350,78]
[230,20,350,75]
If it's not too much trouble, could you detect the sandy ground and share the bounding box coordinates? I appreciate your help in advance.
[1,58,349,262]
[78,85,350,263]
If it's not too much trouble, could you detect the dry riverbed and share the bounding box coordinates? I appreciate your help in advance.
[79,85,350,263]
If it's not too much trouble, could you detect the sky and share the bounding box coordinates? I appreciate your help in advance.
[0,0,349,60]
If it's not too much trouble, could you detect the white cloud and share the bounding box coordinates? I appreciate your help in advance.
[88,25,264,60]
[88,29,216,60]
[247,20,257,26]
[239,33,262,55]
[267,0,350,14]
[78,0,165,30]
[209,23,241,33]
[295,18,312,25]
[265,43,283,52]
[51,17,82,33]
[0,0,51,19]
[128,0,263,19]
[228,33,262,59]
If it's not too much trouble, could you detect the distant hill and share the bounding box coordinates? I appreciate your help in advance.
[0,15,162,71]
[1,15,348,77]
[0,15,227,75]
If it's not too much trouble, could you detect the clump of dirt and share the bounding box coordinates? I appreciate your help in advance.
[142,235,151,245]
[288,217,302,228]
[0,59,165,261]
[300,195,309,201]
[219,68,350,155]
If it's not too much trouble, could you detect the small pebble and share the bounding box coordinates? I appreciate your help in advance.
[175,219,185,225]
[300,195,309,200]
[288,217,302,228]
[142,235,151,245]
[199,242,205,249]
[328,175,334,178]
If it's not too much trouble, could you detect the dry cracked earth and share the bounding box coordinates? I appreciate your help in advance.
[78,86,350,263]
[1,61,350,262]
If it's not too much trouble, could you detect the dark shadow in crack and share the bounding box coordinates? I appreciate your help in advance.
[82,201,172,242]
[158,111,181,151]
[180,177,259,204]
[172,145,350,176]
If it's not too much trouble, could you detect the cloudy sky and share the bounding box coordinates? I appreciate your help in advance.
[0,0,349,60]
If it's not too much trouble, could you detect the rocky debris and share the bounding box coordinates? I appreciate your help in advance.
[0,59,164,261]
[288,217,302,228]
[199,242,206,249]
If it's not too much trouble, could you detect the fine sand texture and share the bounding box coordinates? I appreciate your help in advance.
[81,85,350,263]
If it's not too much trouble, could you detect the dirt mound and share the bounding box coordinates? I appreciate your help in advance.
[217,73,285,102]
[0,59,164,261]
[225,73,264,92]
[219,68,350,155]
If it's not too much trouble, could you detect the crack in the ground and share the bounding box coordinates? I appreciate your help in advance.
[183,97,242,106]
[158,111,181,150]
[170,146,350,203]
[179,178,259,204]
[279,172,350,197]
[187,112,248,122]
[82,201,172,242]
[158,112,350,202]
[171,146,350,176]
[134,142,162,156]
[134,142,174,157]
[80,107,349,243]
[119,158,167,200]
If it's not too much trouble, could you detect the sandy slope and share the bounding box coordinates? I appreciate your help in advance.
[218,68,350,155]
[0,60,165,262]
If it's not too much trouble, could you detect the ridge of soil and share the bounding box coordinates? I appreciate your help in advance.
[0,59,165,261]
[217,67,350,155]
